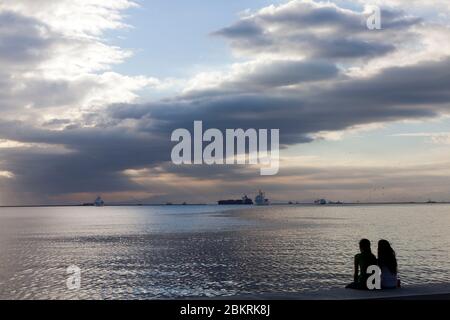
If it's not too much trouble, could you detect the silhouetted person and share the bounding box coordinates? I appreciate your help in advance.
[346,239,377,290]
[378,239,398,289]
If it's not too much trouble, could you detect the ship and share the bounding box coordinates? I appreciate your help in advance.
[254,190,270,206]
[94,196,104,207]
[314,199,327,205]
[82,196,105,206]
[218,194,253,205]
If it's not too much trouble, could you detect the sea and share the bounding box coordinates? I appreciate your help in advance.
[0,204,449,299]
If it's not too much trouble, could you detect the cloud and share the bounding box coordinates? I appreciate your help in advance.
[393,132,450,144]
[213,0,421,60]
[0,2,155,124]
[87,160,450,204]
[1,0,450,204]
[0,1,163,203]
[0,11,56,69]
[182,58,341,96]
[109,57,450,145]
[356,0,450,18]
[0,0,137,37]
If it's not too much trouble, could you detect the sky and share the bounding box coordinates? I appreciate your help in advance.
[1,0,450,205]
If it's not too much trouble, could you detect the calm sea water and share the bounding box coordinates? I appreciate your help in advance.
[0,204,449,299]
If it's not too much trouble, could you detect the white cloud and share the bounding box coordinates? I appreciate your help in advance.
[311,123,385,141]
[214,0,450,80]
[0,1,156,125]
[0,171,14,179]
[0,0,137,37]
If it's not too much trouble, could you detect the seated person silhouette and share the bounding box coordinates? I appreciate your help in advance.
[378,239,399,289]
[346,238,377,290]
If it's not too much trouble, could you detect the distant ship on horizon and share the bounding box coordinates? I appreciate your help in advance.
[314,199,327,205]
[82,196,105,207]
[218,194,253,205]
[254,190,270,206]
[94,196,104,207]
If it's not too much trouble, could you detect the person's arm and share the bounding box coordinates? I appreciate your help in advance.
[353,254,359,283]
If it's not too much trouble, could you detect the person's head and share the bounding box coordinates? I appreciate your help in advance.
[359,238,372,254]
[378,239,397,274]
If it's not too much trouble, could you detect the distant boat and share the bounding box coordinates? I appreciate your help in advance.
[218,194,253,205]
[254,190,269,206]
[314,199,327,205]
[94,196,104,207]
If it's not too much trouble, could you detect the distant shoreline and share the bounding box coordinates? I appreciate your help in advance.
[0,201,449,208]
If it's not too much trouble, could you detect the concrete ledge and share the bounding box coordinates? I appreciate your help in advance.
[210,283,450,300]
